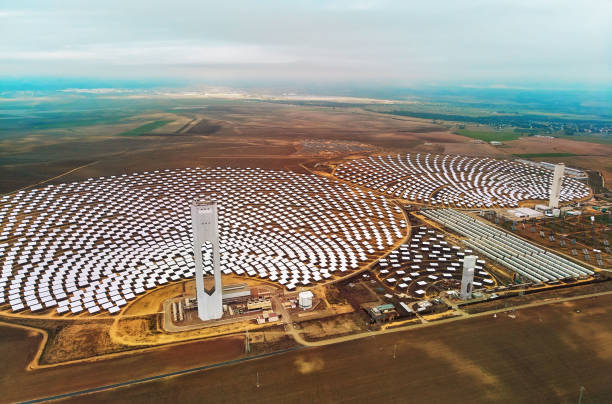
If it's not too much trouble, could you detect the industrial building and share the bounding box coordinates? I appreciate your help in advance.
[222,283,252,302]
[247,298,272,311]
[182,284,252,310]
[366,303,398,323]
[505,207,543,220]
[256,310,279,324]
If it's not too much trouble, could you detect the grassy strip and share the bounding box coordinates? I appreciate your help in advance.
[453,129,522,142]
[118,120,173,136]
[513,152,579,158]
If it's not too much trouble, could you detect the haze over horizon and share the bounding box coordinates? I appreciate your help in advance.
[1,0,610,89]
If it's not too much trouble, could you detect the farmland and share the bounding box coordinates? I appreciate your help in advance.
[2,292,611,403]
[118,120,173,136]
[513,152,579,158]
[454,128,522,142]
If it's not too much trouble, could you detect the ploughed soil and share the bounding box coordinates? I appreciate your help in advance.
[0,103,467,193]
[2,102,611,193]
[501,137,612,184]
[3,293,611,403]
[0,328,245,403]
[64,294,612,404]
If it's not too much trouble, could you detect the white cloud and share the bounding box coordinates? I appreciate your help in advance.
[58,88,136,94]
[323,0,389,11]
[0,41,295,65]
[0,10,26,18]
[0,0,609,84]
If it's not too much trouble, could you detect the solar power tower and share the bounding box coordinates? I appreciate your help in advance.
[190,199,223,321]
[460,255,476,300]
[549,163,565,209]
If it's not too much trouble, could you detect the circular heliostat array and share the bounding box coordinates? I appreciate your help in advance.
[0,167,406,315]
[334,153,590,208]
[375,226,495,298]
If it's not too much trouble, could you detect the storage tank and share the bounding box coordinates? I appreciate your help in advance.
[298,290,314,309]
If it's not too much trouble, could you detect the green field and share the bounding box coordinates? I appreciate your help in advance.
[453,129,522,142]
[513,152,579,158]
[118,120,173,136]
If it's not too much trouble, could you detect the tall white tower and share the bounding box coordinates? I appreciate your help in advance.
[460,255,476,300]
[549,163,565,209]
[190,199,223,321]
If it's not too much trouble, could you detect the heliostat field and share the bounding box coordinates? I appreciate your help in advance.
[0,167,406,315]
[334,153,590,207]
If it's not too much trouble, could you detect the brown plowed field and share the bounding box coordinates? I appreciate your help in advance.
[502,136,612,157]
[3,293,611,403]
[501,137,612,183]
[0,103,466,193]
[0,328,245,403]
[72,295,611,404]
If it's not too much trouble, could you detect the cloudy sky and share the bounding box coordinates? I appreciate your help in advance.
[0,0,610,86]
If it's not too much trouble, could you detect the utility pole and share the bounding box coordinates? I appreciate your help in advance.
[245,327,250,354]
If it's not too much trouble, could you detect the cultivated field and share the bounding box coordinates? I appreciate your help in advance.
[0,102,462,194]
[0,323,248,403]
[3,293,606,403]
[501,137,612,184]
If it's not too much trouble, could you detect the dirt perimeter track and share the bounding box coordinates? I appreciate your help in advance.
[4,293,611,403]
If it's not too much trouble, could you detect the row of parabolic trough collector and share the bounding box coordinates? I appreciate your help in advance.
[422,209,593,283]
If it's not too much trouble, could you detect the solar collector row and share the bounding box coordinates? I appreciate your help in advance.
[422,209,593,284]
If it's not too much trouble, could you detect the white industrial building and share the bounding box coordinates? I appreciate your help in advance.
[506,207,543,220]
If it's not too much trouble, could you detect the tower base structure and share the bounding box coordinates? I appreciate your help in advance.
[549,163,565,209]
[191,200,223,321]
[460,255,476,300]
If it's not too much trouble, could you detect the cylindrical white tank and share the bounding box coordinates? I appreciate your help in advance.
[298,290,313,309]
